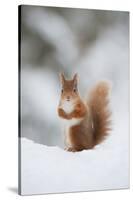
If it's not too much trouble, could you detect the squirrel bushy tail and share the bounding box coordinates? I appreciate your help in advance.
[87,81,111,147]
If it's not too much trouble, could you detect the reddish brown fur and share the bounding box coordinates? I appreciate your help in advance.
[68,124,94,151]
[88,81,111,146]
[59,73,80,104]
[58,74,111,152]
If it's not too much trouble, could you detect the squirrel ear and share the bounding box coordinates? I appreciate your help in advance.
[59,73,65,84]
[73,73,79,85]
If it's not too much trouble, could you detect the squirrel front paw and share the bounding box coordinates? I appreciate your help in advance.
[58,108,72,120]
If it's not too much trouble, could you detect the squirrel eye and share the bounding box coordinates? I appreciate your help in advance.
[61,89,64,93]
[73,88,77,93]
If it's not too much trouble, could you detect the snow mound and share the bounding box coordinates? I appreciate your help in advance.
[21,137,129,195]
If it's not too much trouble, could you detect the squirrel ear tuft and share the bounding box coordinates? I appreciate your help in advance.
[73,73,79,84]
[59,73,65,84]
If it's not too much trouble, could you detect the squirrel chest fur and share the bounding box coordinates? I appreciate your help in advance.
[60,101,92,150]
[57,73,111,152]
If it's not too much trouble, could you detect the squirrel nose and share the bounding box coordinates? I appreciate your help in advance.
[66,96,70,101]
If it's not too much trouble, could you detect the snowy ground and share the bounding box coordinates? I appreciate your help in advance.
[21,108,129,195]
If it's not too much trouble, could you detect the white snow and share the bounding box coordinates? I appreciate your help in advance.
[21,118,129,195]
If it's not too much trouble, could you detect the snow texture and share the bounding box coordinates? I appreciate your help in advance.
[21,128,129,195]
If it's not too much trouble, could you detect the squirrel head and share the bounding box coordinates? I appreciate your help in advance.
[59,73,80,104]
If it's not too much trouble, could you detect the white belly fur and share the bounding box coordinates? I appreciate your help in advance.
[60,100,83,147]
[61,100,74,114]
[61,118,82,147]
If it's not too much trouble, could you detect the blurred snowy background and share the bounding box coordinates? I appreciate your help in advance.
[20,5,129,195]
[20,5,129,147]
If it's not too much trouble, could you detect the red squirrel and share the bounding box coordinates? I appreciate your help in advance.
[57,73,111,152]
